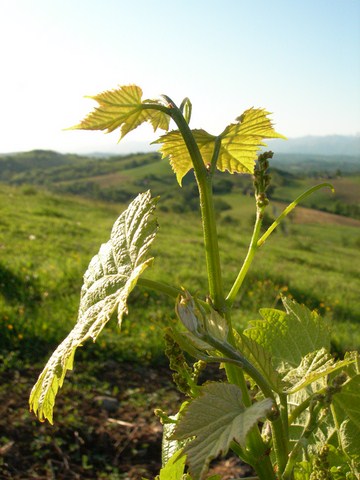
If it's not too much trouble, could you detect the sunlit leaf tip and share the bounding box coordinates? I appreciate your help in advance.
[71,84,171,141]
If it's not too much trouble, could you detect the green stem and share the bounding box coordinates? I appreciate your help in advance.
[271,415,289,476]
[157,100,277,479]
[225,312,253,404]
[222,353,290,474]
[226,205,264,307]
[288,386,327,425]
[257,183,334,247]
[205,335,276,401]
[279,394,289,445]
[274,393,290,474]
[137,278,181,299]
[230,441,254,466]
[210,136,222,174]
[168,103,226,313]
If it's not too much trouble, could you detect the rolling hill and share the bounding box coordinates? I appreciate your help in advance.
[1,149,359,220]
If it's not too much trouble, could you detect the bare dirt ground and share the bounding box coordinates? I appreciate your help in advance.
[0,361,252,479]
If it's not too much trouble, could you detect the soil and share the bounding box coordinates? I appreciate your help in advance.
[0,360,253,479]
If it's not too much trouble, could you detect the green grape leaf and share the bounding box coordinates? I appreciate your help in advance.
[217,108,286,173]
[332,375,360,465]
[287,354,360,465]
[73,84,170,140]
[158,449,187,480]
[153,108,285,184]
[172,382,273,479]
[161,408,190,468]
[29,191,158,423]
[153,129,214,185]
[233,330,283,393]
[282,348,356,394]
[293,461,312,480]
[245,297,331,373]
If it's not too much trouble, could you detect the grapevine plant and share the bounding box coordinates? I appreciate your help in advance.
[30,85,359,479]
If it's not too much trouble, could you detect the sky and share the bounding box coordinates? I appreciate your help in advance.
[0,0,359,154]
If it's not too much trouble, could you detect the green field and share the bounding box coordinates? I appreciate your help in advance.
[1,150,359,479]
[1,157,359,367]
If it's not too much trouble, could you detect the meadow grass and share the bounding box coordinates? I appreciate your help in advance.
[0,185,120,359]
[1,181,359,369]
[150,193,360,352]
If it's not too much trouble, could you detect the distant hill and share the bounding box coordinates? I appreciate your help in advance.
[0,150,95,181]
[270,153,359,175]
[267,135,360,156]
[0,148,359,221]
[87,134,360,157]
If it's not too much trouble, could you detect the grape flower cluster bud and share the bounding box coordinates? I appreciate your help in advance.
[253,151,273,208]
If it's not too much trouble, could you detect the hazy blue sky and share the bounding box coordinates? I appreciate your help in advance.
[1,0,359,153]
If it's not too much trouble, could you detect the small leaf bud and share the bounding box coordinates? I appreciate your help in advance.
[154,408,176,425]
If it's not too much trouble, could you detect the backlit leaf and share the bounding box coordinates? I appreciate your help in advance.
[245,297,331,373]
[283,348,356,394]
[153,129,215,185]
[173,382,273,479]
[218,108,286,174]
[154,108,285,184]
[287,352,359,466]
[29,191,158,423]
[332,375,360,465]
[73,84,170,140]
[161,408,190,468]
[158,449,187,480]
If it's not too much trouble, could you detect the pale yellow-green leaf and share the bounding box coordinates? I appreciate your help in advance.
[158,449,187,480]
[29,191,158,423]
[153,129,215,185]
[282,348,356,394]
[332,374,360,464]
[218,108,286,173]
[73,84,170,140]
[245,298,331,373]
[154,108,285,184]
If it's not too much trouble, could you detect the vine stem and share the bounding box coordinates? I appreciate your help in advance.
[226,205,264,307]
[257,182,334,247]
[167,98,275,480]
[226,182,334,307]
[137,278,182,298]
[167,102,226,313]
[162,100,277,480]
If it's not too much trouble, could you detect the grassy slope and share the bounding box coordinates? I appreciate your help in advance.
[1,176,359,365]
[152,192,360,351]
[0,185,119,358]
[271,174,360,218]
